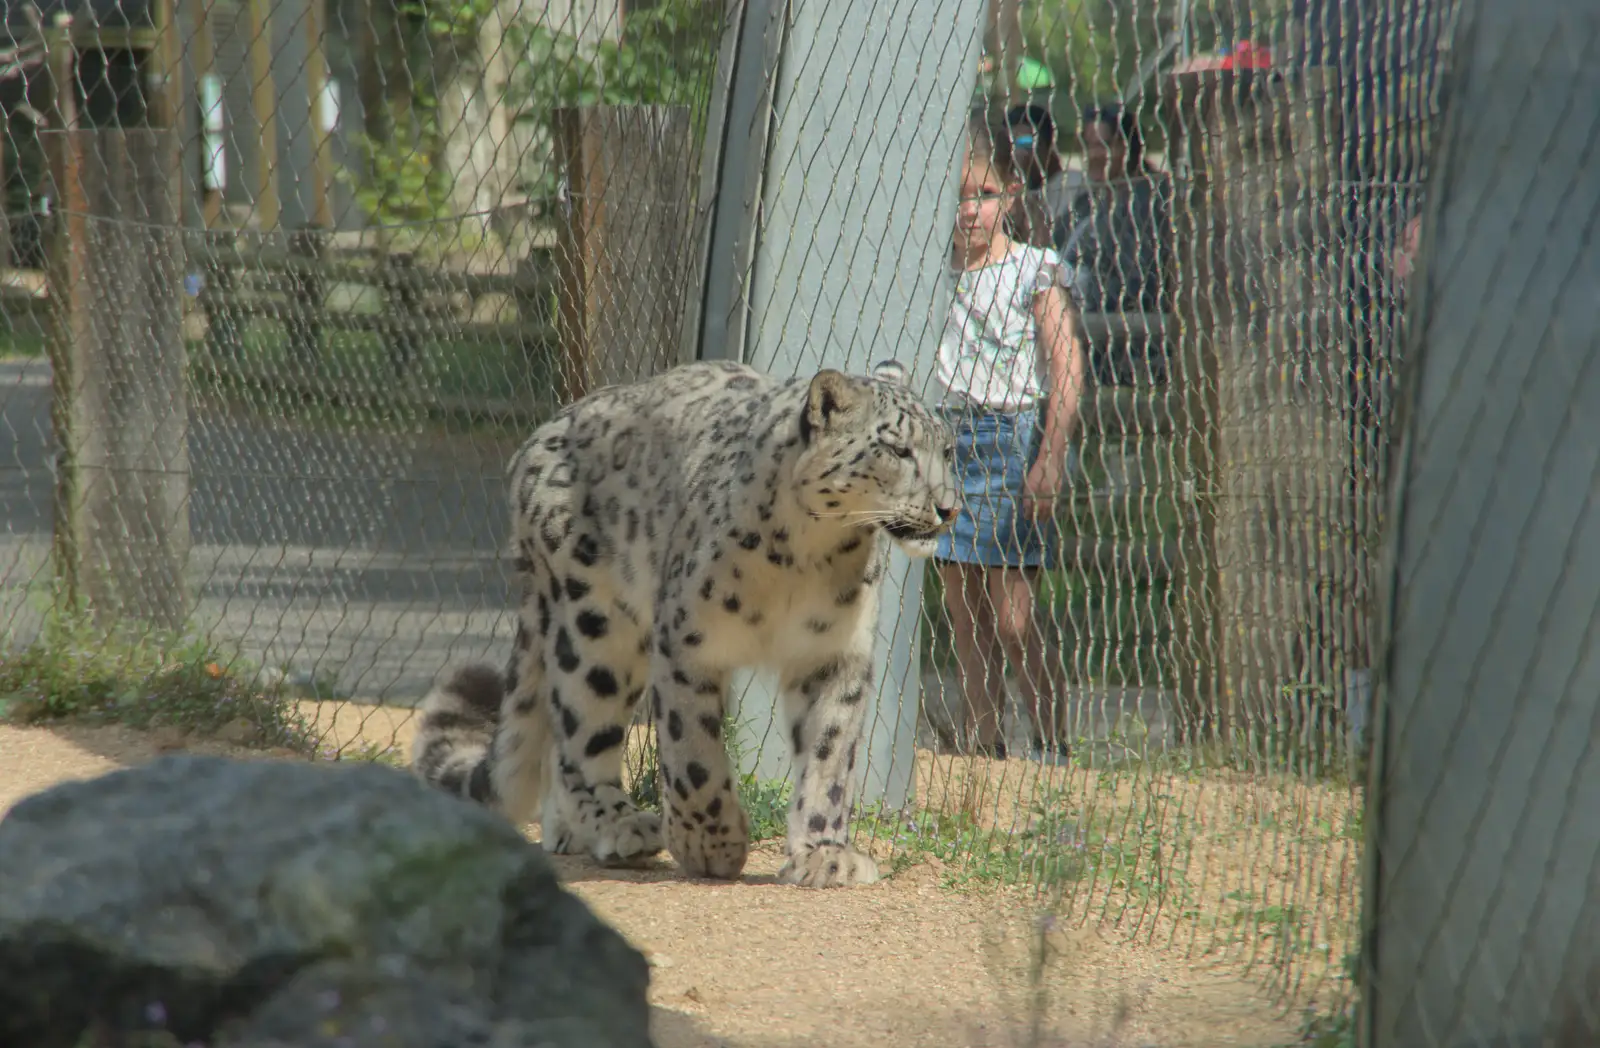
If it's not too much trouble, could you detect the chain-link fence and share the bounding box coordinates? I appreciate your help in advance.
[0,0,1467,1025]
[1363,0,1599,1044]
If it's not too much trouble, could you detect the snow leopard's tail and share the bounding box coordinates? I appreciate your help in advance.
[411,663,505,804]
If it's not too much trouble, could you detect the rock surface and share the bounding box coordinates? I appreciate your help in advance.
[0,753,653,1048]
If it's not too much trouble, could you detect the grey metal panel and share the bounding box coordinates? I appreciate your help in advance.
[680,0,785,365]
[272,0,313,230]
[1366,0,1600,1043]
[716,0,985,807]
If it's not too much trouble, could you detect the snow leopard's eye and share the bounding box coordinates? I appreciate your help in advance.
[882,443,914,460]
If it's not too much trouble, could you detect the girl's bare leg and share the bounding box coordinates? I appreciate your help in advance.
[941,561,1008,753]
[988,566,1062,752]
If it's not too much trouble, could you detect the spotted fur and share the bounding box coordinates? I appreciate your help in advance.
[412,360,958,887]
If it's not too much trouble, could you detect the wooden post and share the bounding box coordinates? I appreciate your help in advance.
[1163,71,1224,746]
[44,26,86,612]
[382,250,420,377]
[1166,67,1352,757]
[186,0,225,229]
[148,0,181,139]
[984,0,1025,112]
[303,0,334,231]
[285,228,326,368]
[512,251,550,380]
[245,0,279,231]
[355,0,408,154]
[552,105,696,402]
[0,126,9,269]
[44,31,192,629]
[202,229,243,360]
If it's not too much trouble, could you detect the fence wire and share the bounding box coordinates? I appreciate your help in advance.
[0,0,1471,1030]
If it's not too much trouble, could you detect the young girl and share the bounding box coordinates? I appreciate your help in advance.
[934,113,1087,763]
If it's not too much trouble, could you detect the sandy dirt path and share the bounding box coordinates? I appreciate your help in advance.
[0,718,1311,1047]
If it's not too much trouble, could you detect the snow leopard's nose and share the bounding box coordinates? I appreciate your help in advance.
[935,503,958,524]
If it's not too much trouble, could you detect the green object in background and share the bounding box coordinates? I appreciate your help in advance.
[1016,56,1055,89]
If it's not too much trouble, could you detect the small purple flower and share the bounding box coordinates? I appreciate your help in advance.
[145,1000,168,1025]
[317,987,341,1011]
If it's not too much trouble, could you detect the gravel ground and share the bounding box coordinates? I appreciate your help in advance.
[0,712,1320,1047]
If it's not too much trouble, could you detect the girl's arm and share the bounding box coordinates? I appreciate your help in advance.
[1023,280,1088,513]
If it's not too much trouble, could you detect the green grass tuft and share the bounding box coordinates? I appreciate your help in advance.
[625,711,793,842]
[0,605,317,754]
[738,774,792,843]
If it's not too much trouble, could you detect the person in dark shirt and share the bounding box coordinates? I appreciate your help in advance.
[1001,103,1073,251]
[1053,103,1173,322]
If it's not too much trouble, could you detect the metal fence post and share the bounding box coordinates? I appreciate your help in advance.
[682,0,988,808]
[1364,0,1600,1041]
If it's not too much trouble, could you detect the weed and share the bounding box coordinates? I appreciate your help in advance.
[980,889,1147,1046]
[1291,951,1359,1047]
[856,782,1196,916]
[0,606,315,754]
[1213,889,1326,969]
[1296,1008,1356,1048]
[739,774,791,842]
[623,710,792,842]
[626,723,662,810]
[720,710,791,841]
[332,739,409,767]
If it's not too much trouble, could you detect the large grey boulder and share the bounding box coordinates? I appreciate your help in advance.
[0,753,654,1048]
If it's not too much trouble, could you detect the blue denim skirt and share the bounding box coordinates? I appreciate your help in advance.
[935,406,1057,569]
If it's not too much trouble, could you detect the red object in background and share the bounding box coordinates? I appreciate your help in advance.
[1173,41,1273,73]
[1222,41,1272,70]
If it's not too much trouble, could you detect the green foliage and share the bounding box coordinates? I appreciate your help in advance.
[1011,0,1296,148]
[349,0,724,233]
[0,605,315,753]
[341,101,453,229]
[1023,0,1169,112]
[628,723,662,810]
[337,91,498,258]
[1294,951,1360,1047]
[853,784,1191,896]
[187,316,562,436]
[720,708,792,842]
[739,773,792,843]
[398,0,494,39]
[625,709,792,843]
[0,323,46,359]
[508,0,723,111]
[505,0,725,200]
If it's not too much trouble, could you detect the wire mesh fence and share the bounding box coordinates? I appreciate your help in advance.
[1362,1,1600,1042]
[0,0,1466,1026]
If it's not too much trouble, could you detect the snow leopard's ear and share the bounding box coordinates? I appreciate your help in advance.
[870,359,908,387]
[801,368,866,442]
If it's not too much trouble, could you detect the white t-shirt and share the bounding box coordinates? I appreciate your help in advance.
[935,244,1071,410]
